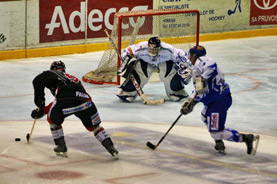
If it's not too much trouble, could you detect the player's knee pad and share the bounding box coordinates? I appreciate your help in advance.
[47,106,64,125]
[159,62,188,101]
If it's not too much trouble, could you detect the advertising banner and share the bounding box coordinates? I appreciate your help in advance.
[250,0,277,25]
[39,0,152,43]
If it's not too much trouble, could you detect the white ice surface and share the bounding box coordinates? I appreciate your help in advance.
[0,36,276,184]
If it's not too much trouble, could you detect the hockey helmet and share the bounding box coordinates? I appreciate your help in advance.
[148,37,161,56]
[50,60,66,72]
[189,45,206,59]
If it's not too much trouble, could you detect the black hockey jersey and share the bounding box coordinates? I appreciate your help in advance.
[32,70,91,108]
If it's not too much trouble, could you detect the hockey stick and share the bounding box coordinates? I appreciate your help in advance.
[146,94,197,149]
[146,113,182,150]
[104,29,165,105]
[26,119,36,144]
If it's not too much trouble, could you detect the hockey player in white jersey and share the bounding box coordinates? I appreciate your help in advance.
[180,45,259,155]
[117,37,192,102]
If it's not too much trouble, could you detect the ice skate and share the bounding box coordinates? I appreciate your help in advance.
[214,140,226,155]
[54,145,68,157]
[102,138,119,157]
[106,145,119,157]
[244,134,260,155]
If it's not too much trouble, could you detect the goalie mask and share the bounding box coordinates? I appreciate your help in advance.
[50,60,66,72]
[148,37,161,56]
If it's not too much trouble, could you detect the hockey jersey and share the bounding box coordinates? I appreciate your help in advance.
[32,70,91,108]
[122,41,190,70]
[192,56,231,106]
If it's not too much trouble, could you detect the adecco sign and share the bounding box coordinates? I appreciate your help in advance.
[250,0,277,25]
[39,0,153,43]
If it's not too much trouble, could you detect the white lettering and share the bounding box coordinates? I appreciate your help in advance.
[129,6,147,28]
[46,4,149,35]
[118,7,129,29]
[88,9,103,31]
[45,6,69,35]
[104,8,116,30]
[69,2,85,33]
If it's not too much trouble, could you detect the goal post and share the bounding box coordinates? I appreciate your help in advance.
[83,9,200,85]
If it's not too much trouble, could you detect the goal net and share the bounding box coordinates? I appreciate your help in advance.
[83,9,200,85]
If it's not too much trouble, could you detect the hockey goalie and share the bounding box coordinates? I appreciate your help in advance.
[117,36,193,103]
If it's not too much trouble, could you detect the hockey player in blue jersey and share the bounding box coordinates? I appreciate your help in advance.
[180,45,259,155]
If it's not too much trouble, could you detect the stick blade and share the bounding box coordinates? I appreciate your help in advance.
[26,133,30,143]
[141,94,165,105]
[146,141,156,150]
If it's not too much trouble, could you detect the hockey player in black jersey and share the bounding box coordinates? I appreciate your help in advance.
[31,61,118,157]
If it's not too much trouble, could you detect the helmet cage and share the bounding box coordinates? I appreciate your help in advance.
[148,43,160,56]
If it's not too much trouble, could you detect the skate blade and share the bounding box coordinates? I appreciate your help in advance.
[56,152,68,158]
[217,150,226,155]
[251,135,260,155]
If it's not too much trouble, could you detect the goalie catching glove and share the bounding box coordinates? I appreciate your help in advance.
[31,108,45,119]
[180,97,197,115]
[117,55,137,78]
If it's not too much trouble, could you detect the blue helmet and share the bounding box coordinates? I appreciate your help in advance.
[189,45,206,58]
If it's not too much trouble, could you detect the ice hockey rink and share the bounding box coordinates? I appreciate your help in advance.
[0,36,277,184]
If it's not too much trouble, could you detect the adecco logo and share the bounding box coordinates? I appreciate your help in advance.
[40,0,152,43]
[45,3,148,35]
[253,0,277,10]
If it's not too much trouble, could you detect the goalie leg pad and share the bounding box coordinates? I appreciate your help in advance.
[159,62,188,101]
[117,61,154,102]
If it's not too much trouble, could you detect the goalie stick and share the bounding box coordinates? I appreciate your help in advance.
[104,29,165,105]
[146,94,197,150]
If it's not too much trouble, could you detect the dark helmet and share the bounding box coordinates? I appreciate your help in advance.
[148,37,161,56]
[189,45,206,59]
[50,60,66,72]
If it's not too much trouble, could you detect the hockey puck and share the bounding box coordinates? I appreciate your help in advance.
[15,138,21,142]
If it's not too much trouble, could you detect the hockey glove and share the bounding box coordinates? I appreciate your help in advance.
[34,96,45,109]
[195,76,207,94]
[178,68,192,85]
[118,55,134,75]
[119,57,137,78]
[31,108,45,119]
[180,98,197,115]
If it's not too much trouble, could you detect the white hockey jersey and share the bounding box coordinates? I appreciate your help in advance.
[122,41,190,70]
[192,56,231,105]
